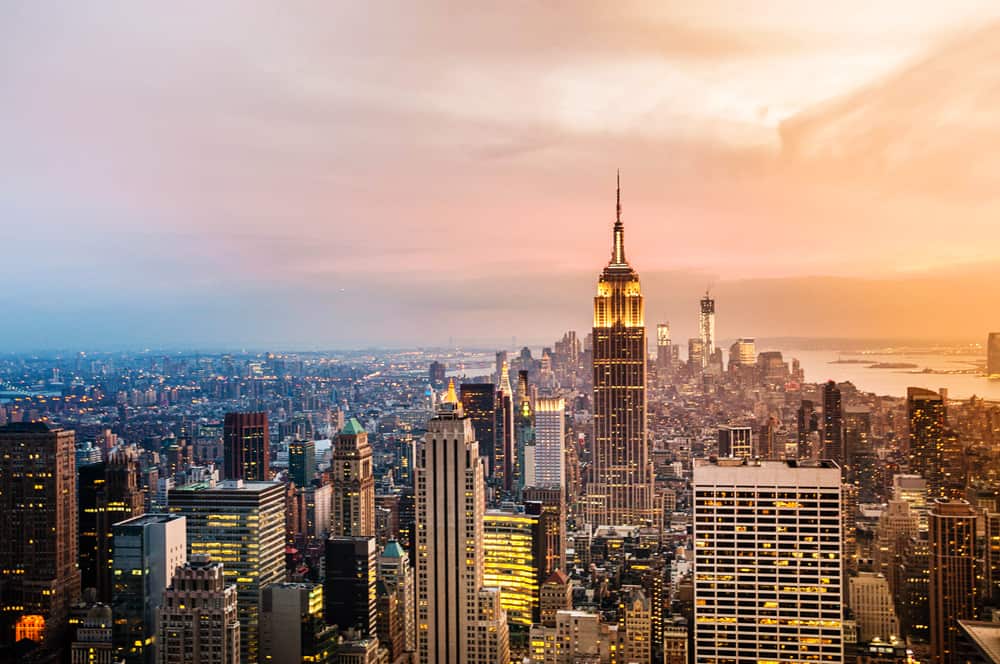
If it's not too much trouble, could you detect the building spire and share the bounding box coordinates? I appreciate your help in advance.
[612,169,626,264]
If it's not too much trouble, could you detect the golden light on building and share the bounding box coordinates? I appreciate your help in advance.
[15,614,46,642]
[483,511,540,627]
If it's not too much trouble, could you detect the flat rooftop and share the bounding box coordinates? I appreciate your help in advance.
[694,458,841,487]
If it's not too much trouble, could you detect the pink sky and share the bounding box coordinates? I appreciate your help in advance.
[2,2,1000,348]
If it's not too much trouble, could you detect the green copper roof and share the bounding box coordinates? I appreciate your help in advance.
[341,418,365,436]
[382,540,404,558]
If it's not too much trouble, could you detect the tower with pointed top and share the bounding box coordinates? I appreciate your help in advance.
[495,361,516,495]
[587,173,654,527]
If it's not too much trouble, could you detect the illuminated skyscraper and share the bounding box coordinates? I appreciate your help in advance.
[908,388,947,498]
[693,458,843,663]
[168,480,285,664]
[223,412,270,481]
[415,389,509,663]
[495,367,516,493]
[515,370,534,493]
[0,423,81,655]
[589,173,654,527]
[332,418,375,537]
[928,499,977,664]
[483,510,542,627]
[699,291,716,367]
[523,488,566,579]
[988,333,1000,377]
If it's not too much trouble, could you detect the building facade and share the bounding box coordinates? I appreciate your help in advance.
[168,480,285,664]
[157,555,240,664]
[0,422,82,654]
[693,458,843,663]
[928,499,977,664]
[415,393,509,663]
[588,175,654,527]
[332,419,376,538]
[223,412,270,481]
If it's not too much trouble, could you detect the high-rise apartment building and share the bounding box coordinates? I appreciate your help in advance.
[324,536,377,637]
[908,388,948,499]
[533,398,565,489]
[589,174,654,527]
[111,513,187,664]
[288,438,316,488]
[693,458,843,663]
[822,380,844,465]
[168,480,285,664]
[157,555,240,664]
[0,423,82,653]
[332,418,376,537]
[699,292,716,368]
[223,412,270,481]
[460,383,496,472]
[929,499,977,664]
[415,391,509,663]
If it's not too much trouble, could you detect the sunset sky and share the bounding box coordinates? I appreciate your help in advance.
[3,2,1000,349]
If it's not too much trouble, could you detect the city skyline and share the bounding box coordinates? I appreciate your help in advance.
[4,4,1000,349]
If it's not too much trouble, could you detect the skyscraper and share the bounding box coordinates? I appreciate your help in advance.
[415,389,509,663]
[111,513,187,664]
[515,370,534,493]
[79,447,145,603]
[223,412,270,481]
[693,458,843,663]
[377,540,415,656]
[288,438,316,488]
[533,397,565,489]
[822,380,844,464]
[157,555,240,664]
[988,332,1000,377]
[168,480,286,664]
[929,499,977,664]
[797,399,819,459]
[495,366,516,494]
[261,582,335,664]
[460,382,497,473]
[699,291,716,368]
[589,173,654,527]
[656,322,673,373]
[331,418,376,537]
[324,536,377,637]
[0,422,81,654]
[483,510,542,627]
[908,387,947,498]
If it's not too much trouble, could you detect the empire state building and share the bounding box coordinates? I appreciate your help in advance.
[587,174,655,527]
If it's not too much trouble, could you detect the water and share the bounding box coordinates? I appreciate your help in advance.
[777,348,1000,401]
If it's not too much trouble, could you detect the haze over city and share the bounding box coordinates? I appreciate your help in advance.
[4,2,1000,349]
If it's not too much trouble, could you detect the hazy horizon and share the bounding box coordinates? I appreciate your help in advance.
[4,3,1000,349]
